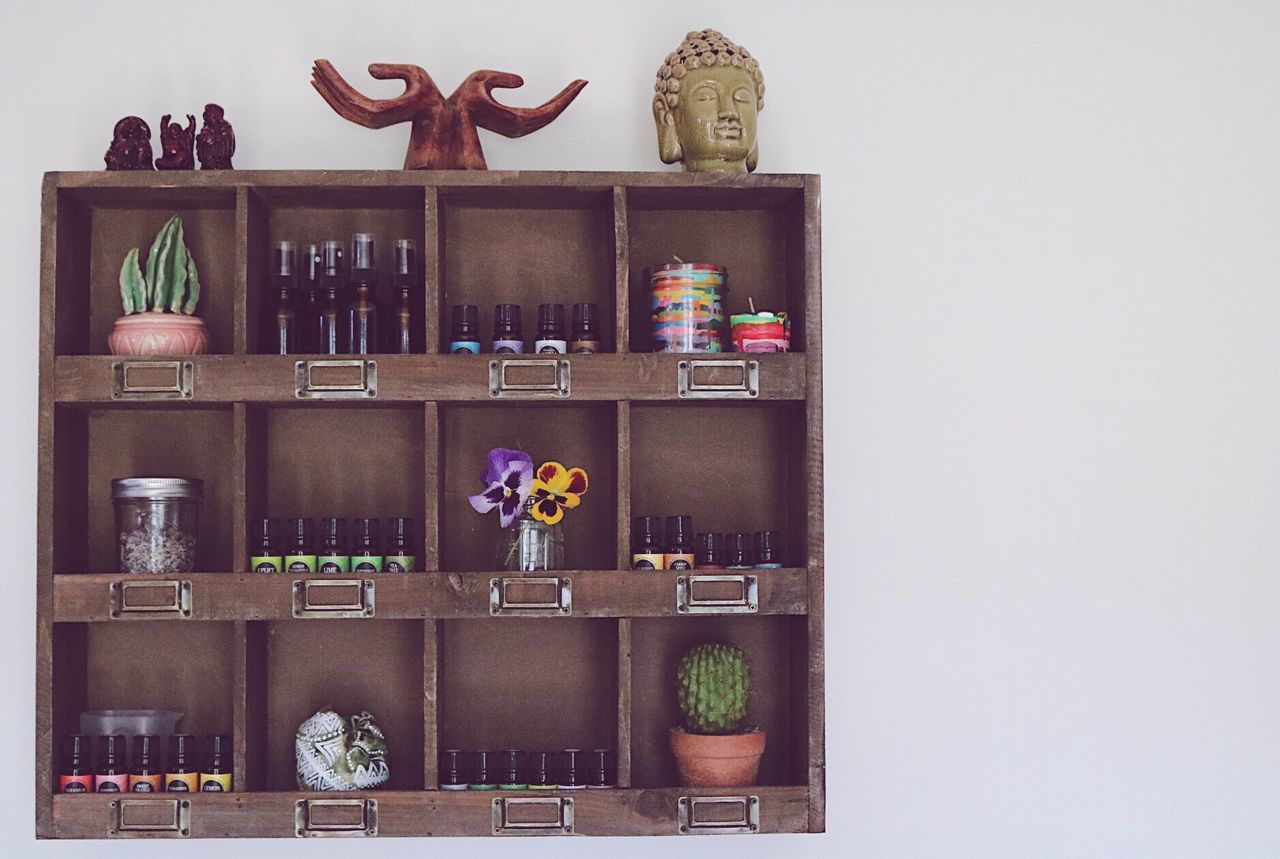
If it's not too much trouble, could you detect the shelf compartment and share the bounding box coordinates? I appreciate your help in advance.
[50,405,235,574]
[629,402,808,568]
[244,404,429,570]
[439,187,616,353]
[50,621,236,791]
[49,785,808,838]
[439,404,616,571]
[52,186,238,356]
[245,186,428,355]
[628,616,810,789]
[53,570,810,622]
[255,620,425,791]
[54,354,808,403]
[436,618,619,783]
[626,185,808,353]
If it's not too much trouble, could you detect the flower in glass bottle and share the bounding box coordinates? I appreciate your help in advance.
[529,461,589,525]
[468,447,534,527]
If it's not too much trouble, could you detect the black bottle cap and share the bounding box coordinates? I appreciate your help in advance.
[559,749,583,787]
[99,734,124,764]
[451,304,479,336]
[494,303,522,334]
[695,533,724,565]
[65,734,89,762]
[321,517,346,546]
[205,735,230,766]
[257,517,277,544]
[387,517,412,542]
[633,515,663,549]
[726,532,753,566]
[350,232,376,279]
[272,241,297,281]
[288,517,313,546]
[572,303,599,333]
[169,734,193,764]
[321,240,344,278]
[471,749,493,785]
[439,749,466,786]
[528,751,552,787]
[302,244,322,285]
[393,239,416,278]
[499,749,523,784]
[665,515,692,547]
[133,734,157,765]
[589,749,613,787]
[352,518,379,546]
[754,530,781,563]
[537,303,565,335]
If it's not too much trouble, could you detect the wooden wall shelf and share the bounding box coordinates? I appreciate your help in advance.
[36,170,824,839]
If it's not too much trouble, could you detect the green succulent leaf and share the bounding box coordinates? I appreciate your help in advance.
[165,220,190,312]
[118,247,144,315]
[152,217,180,311]
[144,216,177,310]
[182,251,201,314]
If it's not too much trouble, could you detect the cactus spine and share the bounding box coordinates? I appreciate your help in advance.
[676,643,750,734]
[118,215,201,315]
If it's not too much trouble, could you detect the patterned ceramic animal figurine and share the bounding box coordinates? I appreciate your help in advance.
[295,708,390,791]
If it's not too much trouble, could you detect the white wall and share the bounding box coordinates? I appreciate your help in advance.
[3,1,1278,856]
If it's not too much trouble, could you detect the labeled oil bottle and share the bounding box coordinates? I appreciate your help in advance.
[384,517,415,572]
[299,243,322,353]
[345,232,382,354]
[316,240,346,355]
[389,239,418,354]
[129,734,162,792]
[351,518,382,573]
[631,516,664,569]
[535,303,567,353]
[571,303,602,353]
[450,304,481,353]
[251,517,282,574]
[58,734,93,794]
[94,734,128,793]
[200,735,233,792]
[318,517,350,573]
[266,241,300,355]
[492,304,524,353]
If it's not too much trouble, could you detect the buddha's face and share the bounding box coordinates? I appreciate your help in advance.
[655,65,759,172]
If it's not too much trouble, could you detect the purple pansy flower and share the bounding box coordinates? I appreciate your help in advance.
[469,447,534,527]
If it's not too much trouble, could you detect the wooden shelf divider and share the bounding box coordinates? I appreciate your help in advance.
[613,185,630,353]
[424,186,442,355]
[616,617,633,788]
[423,619,440,789]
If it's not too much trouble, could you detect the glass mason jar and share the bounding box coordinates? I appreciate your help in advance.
[111,477,203,573]
[496,503,564,571]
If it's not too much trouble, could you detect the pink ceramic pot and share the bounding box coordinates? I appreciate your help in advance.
[108,312,209,356]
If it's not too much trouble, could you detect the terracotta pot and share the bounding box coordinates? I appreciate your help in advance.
[109,312,209,356]
[669,727,766,787]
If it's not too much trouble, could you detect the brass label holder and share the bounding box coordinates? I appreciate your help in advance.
[677,795,759,835]
[110,579,192,620]
[677,359,760,399]
[108,798,191,838]
[295,798,378,837]
[489,359,571,399]
[491,796,574,836]
[294,360,377,399]
[489,577,572,616]
[111,360,194,400]
[291,579,375,618]
[675,574,759,615]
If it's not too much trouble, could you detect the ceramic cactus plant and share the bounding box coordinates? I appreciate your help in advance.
[677,643,750,734]
[118,215,201,314]
[109,215,209,355]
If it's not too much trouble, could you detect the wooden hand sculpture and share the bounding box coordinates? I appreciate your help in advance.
[311,60,587,170]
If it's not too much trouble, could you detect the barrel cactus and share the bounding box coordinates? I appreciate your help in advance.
[676,643,750,734]
[119,215,201,315]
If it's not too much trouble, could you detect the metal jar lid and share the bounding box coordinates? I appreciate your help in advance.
[111,477,204,500]
[644,262,728,277]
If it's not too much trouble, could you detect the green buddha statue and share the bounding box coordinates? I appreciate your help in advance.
[653,29,765,173]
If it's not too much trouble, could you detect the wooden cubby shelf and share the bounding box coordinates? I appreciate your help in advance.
[37,170,823,839]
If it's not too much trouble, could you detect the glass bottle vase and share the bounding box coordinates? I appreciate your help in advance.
[497,511,565,571]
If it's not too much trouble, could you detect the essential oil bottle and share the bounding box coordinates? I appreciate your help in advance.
[318,518,350,574]
[94,734,128,793]
[558,749,586,790]
[449,304,481,353]
[251,518,282,574]
[129,734,162,792]
[571,303,602,354]
[695,533,725,570]
[726,532,754,570]
[754,531,783,568]
[469,750,496,790]
[346,232,382,355]
[664,515,695,570]
[267,240,299,355]
[200,735,233,792]
[299,243,322,353]
[587,749,614,789]
[58,734,93,794]
[492,304,524,353]
[383,518,415,572]
[631,516,664,569]
[498,749,526,790]
[439,750,468,790]
[351,518,382,573]
[165,734,198,792]
[527,751,555,789]
[535,303,567,353]
[390,239,418,354]
[316,240,346,355]
[285,518,317,573]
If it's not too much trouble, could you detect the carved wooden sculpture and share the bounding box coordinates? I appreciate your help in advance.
[196,104,235,169]
[156,114,196,170]
[104,117,154,170]
[311,60,588,170]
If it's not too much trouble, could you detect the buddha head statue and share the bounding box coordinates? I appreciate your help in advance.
[653,29,765,173]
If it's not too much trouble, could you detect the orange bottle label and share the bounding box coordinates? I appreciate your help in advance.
[165,771,199,792]
[130,773,163,792]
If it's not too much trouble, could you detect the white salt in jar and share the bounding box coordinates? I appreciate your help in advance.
[111,477,203,573]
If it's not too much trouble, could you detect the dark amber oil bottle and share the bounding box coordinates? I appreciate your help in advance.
[450,304,481,354]
[318,517,350,573]
[201,735,233,792]
[165,734,198,792]
[492,303,524,353]
[351,518,382,573]
[267,240,299,355]
[695,532,725,569]
[345,232,382,355]
[251,517,282,574]
[285,517,317,574]
[390,239,418,354]
[535,303,567,353]
[384,517,415,572]
[664,515,695,570]
[571,303,602,353]
[299,243,322,353]
[129,734,162,792]
[94,734,128,793]
[58,734,93,793]
[631,516,664,569]
[316,240,345,355]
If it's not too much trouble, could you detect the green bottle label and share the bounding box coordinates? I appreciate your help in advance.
[352,556,382,574]
[318,555,351,574]
[383,555,416,572]
[285,555,317,574]
[251,556,282,574]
